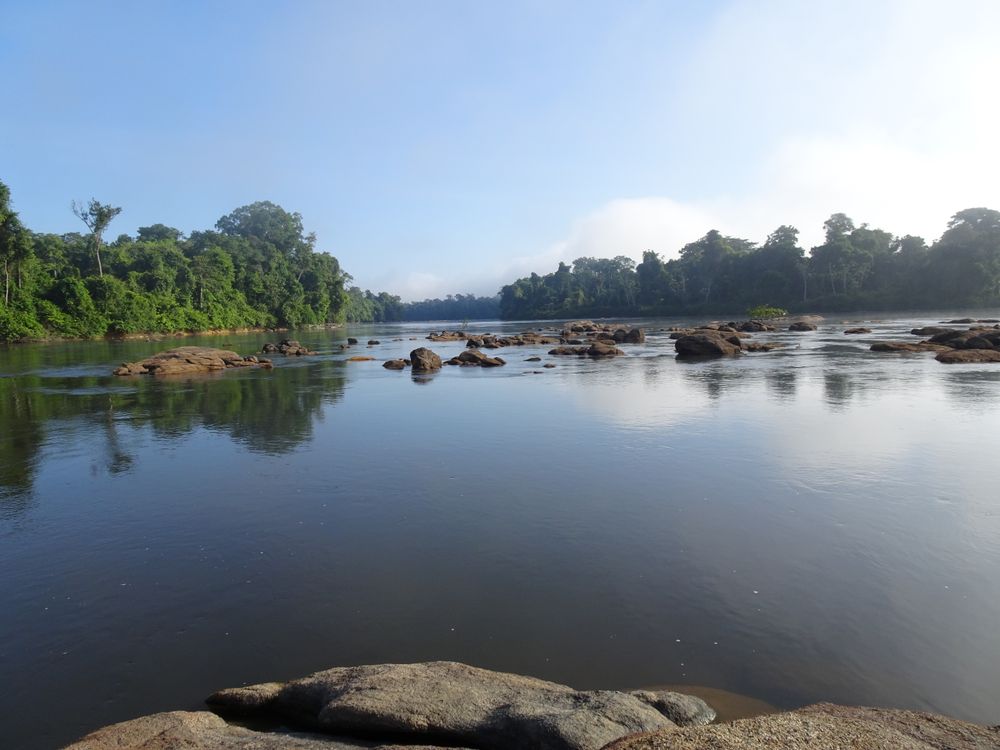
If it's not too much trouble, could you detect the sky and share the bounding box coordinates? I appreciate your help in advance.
[2,0,999,300]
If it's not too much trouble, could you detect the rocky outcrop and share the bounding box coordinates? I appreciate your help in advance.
[928,327,1000,350]
[65,710,466,749]
[936,349,1000,364]
[410,347,443,372]
[548,343,625,357]
[427,330,469,341]
[674,333,743,358]
[114,347,272,376]
[382,358,410,369]
[205,661,683,750]
[788,322,817,331]
[347,356,376,362]
[262,339,315,356]
[368,339,381,345]
[466,332,559,349]
[346,337,358,345]
[446,349,506,367]
[843,327,872,334]
[603,702,1000,750]
[910,326,952,337]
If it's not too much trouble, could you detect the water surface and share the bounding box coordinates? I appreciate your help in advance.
[2,315,999,748]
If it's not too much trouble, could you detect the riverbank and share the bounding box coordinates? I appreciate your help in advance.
[65,661,999,750]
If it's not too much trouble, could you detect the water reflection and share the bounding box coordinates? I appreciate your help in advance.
[0,361,346,505]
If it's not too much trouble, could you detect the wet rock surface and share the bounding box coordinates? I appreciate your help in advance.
[113,347,272,376]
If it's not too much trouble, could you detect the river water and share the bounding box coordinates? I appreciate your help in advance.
[1,314,999,748]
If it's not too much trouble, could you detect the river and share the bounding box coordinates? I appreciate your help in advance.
[1,314,999,748]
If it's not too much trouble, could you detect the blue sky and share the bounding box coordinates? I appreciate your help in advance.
[2,0,998,299]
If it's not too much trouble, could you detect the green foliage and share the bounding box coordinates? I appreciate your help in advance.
[747,305,788,319]
[0,181,410,341]
[500,211,1000,319]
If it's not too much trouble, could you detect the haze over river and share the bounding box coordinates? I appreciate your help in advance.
[2,314,999,749]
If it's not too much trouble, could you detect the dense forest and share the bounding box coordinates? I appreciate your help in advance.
[499,210,1000,319]
[0,180,494,341]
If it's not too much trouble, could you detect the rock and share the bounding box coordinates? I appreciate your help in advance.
[544,363,556,368]
[843,327,871,334]
[743,341,785,352]
[587,342,624,357]
[929,327,1000,350]
[623,328,645,344]
[870,342,951,353]
[452,349,506,367]
[113,347,270,376]
[910,326,952,336]
[602,702,1000,750]
[936,349,1000,364]
[65,710,466,749]
[549,346,591,356]
[410,348,443,373]
[368,339,380,345]
[674,334,742,358]
[427,331,468,341]
[382,359,409,369]
[262,339,316,356]
[207,661,677,750]
[733,320,775,333]
[788,322,817,331]
[526,356,542,362]
[630,692,716,726]
[943,317,977,324]
[347,356,376,362]
[347,337,358,345]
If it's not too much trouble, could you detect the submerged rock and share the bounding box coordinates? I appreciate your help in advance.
[206,661,678,750]
[603,702,1000,750]
[843,327,872,335]
[114,347,272,376]
[382,358,410,369]
[788,322,817,331]
[410,347,443,372]
[870,342,950,353]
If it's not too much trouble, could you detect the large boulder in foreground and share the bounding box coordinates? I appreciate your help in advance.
[409,347,443,373]
[65,710,464,749]
[603,702,999,750]
[114,347,271,376]
[206,661,682,750]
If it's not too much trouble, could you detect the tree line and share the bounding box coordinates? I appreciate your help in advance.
[499,210,1000,320]
[0,180,492,341]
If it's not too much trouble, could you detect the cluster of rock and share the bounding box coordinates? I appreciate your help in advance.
[557,321,646,345]
[426,330,559,348]
[872,324,1000,363]
[113,347,272,376]
[262,339,315,356]
[67,661,998,750]
[549,342,626,357]
[670,322,786,359]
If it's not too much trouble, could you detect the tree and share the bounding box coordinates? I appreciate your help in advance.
[72,198,122,278]
[1,181,33,304]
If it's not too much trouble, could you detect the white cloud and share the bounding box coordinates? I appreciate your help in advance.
[450,0,1000,292]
